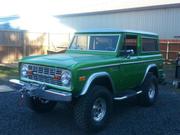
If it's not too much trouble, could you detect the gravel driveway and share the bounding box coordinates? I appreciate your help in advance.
[0,84,180,135]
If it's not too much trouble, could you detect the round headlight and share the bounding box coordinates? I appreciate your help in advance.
[61,70,71,87]
[21,64,29,77]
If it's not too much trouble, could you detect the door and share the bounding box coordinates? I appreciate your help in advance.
[117,34,142,90]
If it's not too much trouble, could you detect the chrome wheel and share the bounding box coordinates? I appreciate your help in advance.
[148,83,156,99]
[92,97,107,122]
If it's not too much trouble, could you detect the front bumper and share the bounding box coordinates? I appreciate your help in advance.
[9,79,72,102]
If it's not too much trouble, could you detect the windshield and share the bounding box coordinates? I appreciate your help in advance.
[69,34,120,51]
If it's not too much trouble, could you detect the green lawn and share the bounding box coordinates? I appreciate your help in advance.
[0,66,18,80]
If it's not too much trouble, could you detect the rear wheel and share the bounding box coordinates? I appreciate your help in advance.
[74,85,112,132]
[138,72,158,106]
[25,95,57,113]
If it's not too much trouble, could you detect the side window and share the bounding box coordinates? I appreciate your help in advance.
[123,35,138,54]
[142,38,158,52]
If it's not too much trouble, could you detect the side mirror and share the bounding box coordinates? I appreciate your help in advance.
[120,49,134,58]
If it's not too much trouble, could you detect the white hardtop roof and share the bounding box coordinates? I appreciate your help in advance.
[76,29,158,36]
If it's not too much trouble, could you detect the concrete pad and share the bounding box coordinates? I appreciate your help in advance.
[0,85,14,92]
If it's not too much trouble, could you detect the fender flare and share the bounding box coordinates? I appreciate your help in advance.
[80,72,115,95]
[141,64,157,84]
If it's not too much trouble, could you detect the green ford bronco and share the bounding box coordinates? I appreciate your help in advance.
[10,29,165,132]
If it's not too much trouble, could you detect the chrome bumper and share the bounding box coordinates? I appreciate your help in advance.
[9,79,72,102]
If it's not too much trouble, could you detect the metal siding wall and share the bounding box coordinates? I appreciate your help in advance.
[60,7,180,39]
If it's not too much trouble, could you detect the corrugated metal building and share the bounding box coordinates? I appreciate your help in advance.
[58,3,180,39]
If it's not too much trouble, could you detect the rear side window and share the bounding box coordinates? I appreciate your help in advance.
[142,38,159,52]
[122,35,138,54]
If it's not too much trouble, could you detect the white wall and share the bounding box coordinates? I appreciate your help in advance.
[59,7,180,39]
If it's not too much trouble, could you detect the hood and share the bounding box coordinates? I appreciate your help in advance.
[20,53,116,69]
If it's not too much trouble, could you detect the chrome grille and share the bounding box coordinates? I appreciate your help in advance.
[25,64,63,86]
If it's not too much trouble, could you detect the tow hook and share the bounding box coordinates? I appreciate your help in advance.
[18,87,27,106]
[19,88,25,99]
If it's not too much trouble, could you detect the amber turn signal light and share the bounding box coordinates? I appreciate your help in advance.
[53,75,61,80]
[79,76,86,81]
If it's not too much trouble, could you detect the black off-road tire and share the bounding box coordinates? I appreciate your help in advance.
[74,85,113,132]
[138,72,158,106]
[25,95,57,113]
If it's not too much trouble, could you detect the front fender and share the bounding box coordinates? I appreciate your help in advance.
[80,72,115,95]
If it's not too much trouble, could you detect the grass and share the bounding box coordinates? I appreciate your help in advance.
[0,66,18,80]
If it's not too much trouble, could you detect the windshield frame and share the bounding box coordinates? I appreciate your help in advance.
[68,34,121,53]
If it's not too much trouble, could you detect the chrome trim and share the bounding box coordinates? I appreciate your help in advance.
[114,96,127,100]
[21,78,71,91]
[9,79,24,86]
[45,90,68,96]
[80,63,120,71]
[79,59,161,71]
[138,54,161,58]
[114,90,142,100]
[139,54,159,57]
[121,59,161,65]
[9,79,72,102]
[136,91,142,94]
[141,64,157,84]
[80,72,115,95]
[20,64,72,89]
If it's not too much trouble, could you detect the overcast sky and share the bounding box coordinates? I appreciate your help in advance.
[1,0,105,16]
[0,0,180,17]
[0,0,179,32]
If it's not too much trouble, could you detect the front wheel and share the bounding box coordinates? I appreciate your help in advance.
[74,85,112,132]
[25,95,57,113]
[138,73,158,106]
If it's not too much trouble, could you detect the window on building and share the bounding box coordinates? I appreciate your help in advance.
[142,38,159,52]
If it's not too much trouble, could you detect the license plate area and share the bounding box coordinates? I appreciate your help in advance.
[25,83,42,91]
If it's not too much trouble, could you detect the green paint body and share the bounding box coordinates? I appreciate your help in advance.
[19,31,165,96]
